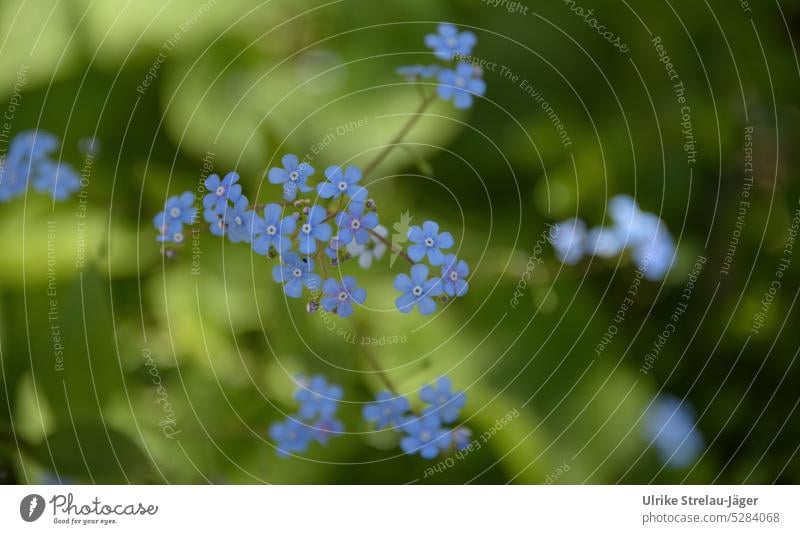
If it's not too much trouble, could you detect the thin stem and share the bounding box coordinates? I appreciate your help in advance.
[368,228,413,265]
[362,93,436,177]
[363,347,398,395]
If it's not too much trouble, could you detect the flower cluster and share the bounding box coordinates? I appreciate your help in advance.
[551,195,676,280]
[642,393,704,469]
[268,375,344,457]
[396,23,486,110]
[0,130,82,202]
[362,377,468,459]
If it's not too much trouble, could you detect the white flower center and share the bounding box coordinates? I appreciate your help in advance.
[383,408,393,417]
[424,237,435,247]
[215,186,225,196]
[289,171,299,182]
[173,232,184,243]
[337,291,349,302]
[302,223,312,234]
[419,430,432,442]
[449,271,459,281]
[169,207,181,218]
[337,181,348,191]
[350,219,361,230]
[292,268,303,278]
[266,225,277,236]
[446,37,457,47]
[234,216,242,226]
[455,77,466,87]
[412,285,423,297]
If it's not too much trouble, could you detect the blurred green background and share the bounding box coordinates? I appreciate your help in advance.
[1,0,799,484]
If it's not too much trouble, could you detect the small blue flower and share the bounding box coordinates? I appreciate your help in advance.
[394,264,443,315]
[451,427,472,450]
[317,165,367,202]
[363,391,411,430]
[311,417,344,445]
[336,202,379,245]
[297,205,332,254]
[0,160,29,202]
[320,276,366,318]
[396,65,440,80]
[551,218,586,265]
[609,195,662,249]
[407,220,453,265]
[633,229,675,281]
[223,195,252,244]
[248,203,296,255]
[268,154,314,202]
[420,376,466,424]
[204,207,226,237]
[7,130,59,162]
[295,375,343,420]
[269,418,314,457]
[324,236,343,260]
[203,172,241,213]
[585,226,624,258]
[153,192,197,243]
[424,23,476,60]
[643,394,704,469]
[440,254,469,297]
[272,252,321,298]
[400,413,451,459]
[31,161,81,201]
[436,63,486,110]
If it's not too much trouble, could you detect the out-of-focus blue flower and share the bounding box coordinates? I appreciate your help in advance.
[269,418,314,457]
[203,172,241,213]
[585,226,624,258]
[249,203,296,255]
[643,394,704,469]
[153,192,197,244]
[437,63,486,110]
[608,195,675,280]
[272,252,321,298]
[551,218,586,265]
[420,376,466,424]
[1,131,83,202]
[317,165,367,202]
[407,220,453,265]
[320,276,366,318]
[336,202,379,245]
[424,23,476,60]
[394,264,443,315]
[311,417,344,445]
[268,154,314,202]
[297,205,332,254]
[31,160,81,201]
[346,224,389,269]
[362,391,411,430]
[633,228,675,281]
[396,65,440,80]
[295,375,343,420]
[400,413,451,459]
[223,196,252,244]
[451,427,472,450]
[440,254,469,297]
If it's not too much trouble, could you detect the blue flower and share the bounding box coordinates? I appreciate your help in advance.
[420,376,466,424]
[268,154,314,202]
[153,192,197,244]
[633,228,675,281]
[607,195,675,280]
[317,165,367,202]
[424,23,476,60]
[0,160,29,201]
[440,254,469,297]
[8,130,59,162]
[295,375,343,420]
[311,417,344,445]
[450,427,472,450]
[363,391,411,430]
[551,218,586,265]
[396,65,440,80]
[223,195,252,244]
[346,224,389,269]
[269,418,313,457]
[272,252,321,298]
[407,220,453,265]
[248,203,296,255]
[297,205,332,254]
[320,276,366,318]
[203,172,241,213]
[643,394,704,469]
[336,202,379,245]
[204,207,226,237]
[324,236,343,260]
[394,264,443,315]
[400,413,451,459]
[31,161,81,201]
[585,226,624,258]
[436,63,486,110]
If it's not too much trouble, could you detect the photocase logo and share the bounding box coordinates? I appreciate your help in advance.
[20,494,45,522]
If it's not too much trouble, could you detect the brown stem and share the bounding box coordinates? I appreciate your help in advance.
[368,228,413,265]
[362,93,436,177]
[363,348,398,395]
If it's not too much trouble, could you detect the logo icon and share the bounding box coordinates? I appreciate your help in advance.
[20,494,45,522]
